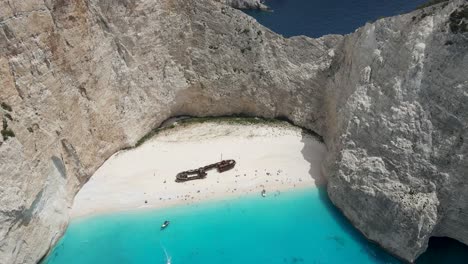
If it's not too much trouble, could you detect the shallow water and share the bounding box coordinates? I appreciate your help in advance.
[43,187,468,263]
[243,0,428,37]
[44,188,403,264]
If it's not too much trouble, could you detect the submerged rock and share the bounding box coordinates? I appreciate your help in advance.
[0,0,466,263]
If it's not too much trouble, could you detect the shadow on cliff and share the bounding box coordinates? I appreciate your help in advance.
[299,131,326,185]
[300,131,401,263]
[415,237,468,264]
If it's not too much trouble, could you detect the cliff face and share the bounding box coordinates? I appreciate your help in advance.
[220,0,269,10]
[0,0,466,263]
[324,2,468,261]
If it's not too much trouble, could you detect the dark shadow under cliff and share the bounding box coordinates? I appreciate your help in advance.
[416,237,468,263]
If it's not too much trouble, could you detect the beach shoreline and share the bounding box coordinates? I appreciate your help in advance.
[71,120,327,219]
[71,185,320,222]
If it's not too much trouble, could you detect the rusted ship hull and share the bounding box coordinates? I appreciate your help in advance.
[176,159,236,182]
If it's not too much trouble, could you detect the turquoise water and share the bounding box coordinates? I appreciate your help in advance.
[44,188,405,264]
[244,0,428,37]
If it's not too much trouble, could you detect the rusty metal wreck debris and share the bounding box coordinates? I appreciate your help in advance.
[175,159,236,182]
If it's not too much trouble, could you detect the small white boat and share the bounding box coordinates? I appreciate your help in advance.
[161,220,170,230]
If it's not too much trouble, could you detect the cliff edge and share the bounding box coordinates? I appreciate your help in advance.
[221,0,269,11]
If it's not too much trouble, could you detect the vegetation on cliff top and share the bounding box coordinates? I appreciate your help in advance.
[449,5,468,33]
[1,102,12,112]
[1,102,15,141]
[416,0,449,10]
[1,118,15,141]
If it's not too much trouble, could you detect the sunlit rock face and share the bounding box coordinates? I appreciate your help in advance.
[0,0,466,263]
[324,1,468,261]
[221,0,269,10]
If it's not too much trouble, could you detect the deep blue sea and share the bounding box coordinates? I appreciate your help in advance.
[243,0,428,37]
[42,187,468,264]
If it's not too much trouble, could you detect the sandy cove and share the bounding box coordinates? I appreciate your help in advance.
[71,120,327,219]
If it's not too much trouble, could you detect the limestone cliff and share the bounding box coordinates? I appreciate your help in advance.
[221,0,269,11]
[324,1,468,261]
[0,0,466,263]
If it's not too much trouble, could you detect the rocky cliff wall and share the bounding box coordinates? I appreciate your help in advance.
[220,0,269,10]
[324,1,468,261]
[0,0,466,263]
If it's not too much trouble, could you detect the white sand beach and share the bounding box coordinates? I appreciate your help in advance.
[71,120,327,218]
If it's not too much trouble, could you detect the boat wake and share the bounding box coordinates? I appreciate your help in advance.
[160,243,171,264]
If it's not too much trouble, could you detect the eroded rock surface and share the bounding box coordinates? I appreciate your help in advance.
[324,1,468,261]
[221,0,269,10]
[0,0,466,263]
